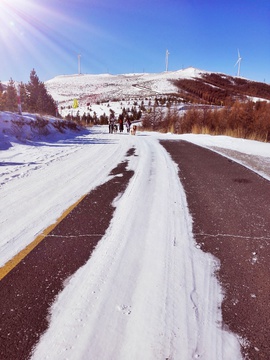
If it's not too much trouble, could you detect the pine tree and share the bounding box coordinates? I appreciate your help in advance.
[6,78,18,112]
[26,69,57,115]
[26,69,39,112]
[18,82,28,113]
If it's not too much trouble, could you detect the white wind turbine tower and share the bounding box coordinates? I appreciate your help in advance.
[78,53,81,75]
[235,49,242,77]
[165,49,169,72]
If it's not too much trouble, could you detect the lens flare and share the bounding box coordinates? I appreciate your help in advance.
[0,0,119,81]
[0,0,87,80]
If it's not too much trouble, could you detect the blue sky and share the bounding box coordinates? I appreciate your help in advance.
[0,0,269,83]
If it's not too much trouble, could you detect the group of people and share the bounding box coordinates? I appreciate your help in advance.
[108,118,134,134]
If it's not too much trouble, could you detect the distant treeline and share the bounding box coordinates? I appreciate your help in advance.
[66,96,182,126]
[0,69,57,116]
[142,100,270,142]
[65,104,143,126]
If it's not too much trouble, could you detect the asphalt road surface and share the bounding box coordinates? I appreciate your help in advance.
[161,140,270,360]
[0,140,269,360]
[0,151,134,360]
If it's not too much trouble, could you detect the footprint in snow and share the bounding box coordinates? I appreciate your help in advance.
[117,304,131,315]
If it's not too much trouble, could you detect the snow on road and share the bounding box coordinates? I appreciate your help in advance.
[1,128,128,267]
[4,124,270,359]
[30,130,241,360]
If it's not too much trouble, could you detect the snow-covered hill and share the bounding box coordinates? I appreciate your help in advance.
[45,67,206,117]
[45,67,203,102]
[45,67,270,120]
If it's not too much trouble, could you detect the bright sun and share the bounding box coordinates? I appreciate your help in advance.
[0,0,30,36]
[0,0,96,81]
[0,0,61,73]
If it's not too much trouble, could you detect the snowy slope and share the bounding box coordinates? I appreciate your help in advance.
[45,67,270,121]
[45,67,205,107]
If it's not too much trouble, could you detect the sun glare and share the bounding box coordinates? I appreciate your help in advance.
[0,0,107,81]
[0,0,81,80]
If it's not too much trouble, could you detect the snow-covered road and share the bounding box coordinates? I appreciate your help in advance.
[30,131,240,359]
[3,125,268,359]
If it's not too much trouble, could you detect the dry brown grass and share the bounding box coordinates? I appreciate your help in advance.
[190,125,268,142]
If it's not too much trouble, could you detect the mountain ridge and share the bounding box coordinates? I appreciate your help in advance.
[45,67,270,111]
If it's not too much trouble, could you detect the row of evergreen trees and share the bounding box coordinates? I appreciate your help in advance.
[0,69,57,116]
[65,104,142,125]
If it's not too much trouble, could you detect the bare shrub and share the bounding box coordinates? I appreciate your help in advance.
[142,99,270,143]
[30,116,50,136]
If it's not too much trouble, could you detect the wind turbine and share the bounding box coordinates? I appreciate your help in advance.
[78,53,81,75]
[165,49,169,72]
[235,49,242,77]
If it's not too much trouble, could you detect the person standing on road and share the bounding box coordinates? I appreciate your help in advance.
[109,119,114,134]
[119,117,124,133]
[125,119,131,133]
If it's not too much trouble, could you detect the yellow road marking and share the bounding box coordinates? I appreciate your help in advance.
[0,194,87,281]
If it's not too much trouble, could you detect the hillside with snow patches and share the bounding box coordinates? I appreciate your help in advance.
[45,67,201,101]
[45,67,270,119]
[45,67,206,117]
